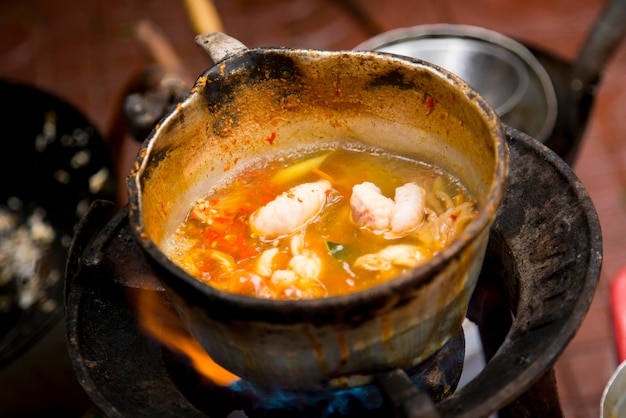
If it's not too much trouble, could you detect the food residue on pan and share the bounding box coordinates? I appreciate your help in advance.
[0,203,58,313]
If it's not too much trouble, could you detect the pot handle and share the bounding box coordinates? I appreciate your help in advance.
[567,0,626,150]
[571,0,626,95]
[195,32,248,64]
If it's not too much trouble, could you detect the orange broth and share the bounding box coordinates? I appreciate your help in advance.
[164,142,477,299]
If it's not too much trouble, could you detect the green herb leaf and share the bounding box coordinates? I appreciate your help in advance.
[326,241,350,259]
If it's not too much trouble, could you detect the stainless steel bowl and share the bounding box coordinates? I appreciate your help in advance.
[602,360,626,418]
[354,24,558,142]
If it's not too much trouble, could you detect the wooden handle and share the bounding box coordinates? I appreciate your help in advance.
[182,0,224,34]
[135,19,187,78]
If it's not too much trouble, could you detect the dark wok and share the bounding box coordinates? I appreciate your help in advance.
[0,80,117,366]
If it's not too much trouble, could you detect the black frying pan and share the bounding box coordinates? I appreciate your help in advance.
[0,79,117,367]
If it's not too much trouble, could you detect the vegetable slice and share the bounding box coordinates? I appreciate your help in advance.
[271,153,330,184]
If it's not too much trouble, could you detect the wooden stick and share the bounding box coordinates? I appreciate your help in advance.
[135,19,188,80]
[182,0,224,35]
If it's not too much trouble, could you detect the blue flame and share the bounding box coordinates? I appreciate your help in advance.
[230,379,386,417]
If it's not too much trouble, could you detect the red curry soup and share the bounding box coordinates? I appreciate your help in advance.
[164,142,477,299]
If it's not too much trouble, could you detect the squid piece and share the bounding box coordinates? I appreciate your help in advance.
[255,233,327,299]
[349,182,394,232]
[353,244,428,271]
[249,179,332,239]
[263,250,326,299]
[389,183,426,238]
[269,269,327,299]
[255,247,280,278]
[350,182,425,238]
[288,253,322,282]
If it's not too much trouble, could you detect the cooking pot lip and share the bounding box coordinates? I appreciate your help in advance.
[354,23,558,142]
[126,45,509,313]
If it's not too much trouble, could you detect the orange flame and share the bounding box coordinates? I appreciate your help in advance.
[136,287,240,386]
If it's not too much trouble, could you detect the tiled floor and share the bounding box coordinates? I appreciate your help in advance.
[1,0,625,417]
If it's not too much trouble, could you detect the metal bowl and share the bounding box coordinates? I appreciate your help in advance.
[354,24,558,142]
[602,360,626,418]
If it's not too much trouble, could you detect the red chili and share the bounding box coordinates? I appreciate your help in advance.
[426,97,435,109]
[267,131,277,144]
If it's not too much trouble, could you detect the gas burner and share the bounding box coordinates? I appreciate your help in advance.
[163,328,464,418]
[165,334,464,417]
[65,127,601,417]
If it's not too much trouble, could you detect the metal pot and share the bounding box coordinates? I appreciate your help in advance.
[127,32,508,390]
